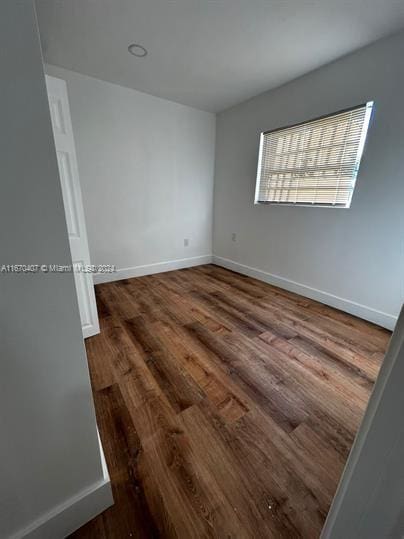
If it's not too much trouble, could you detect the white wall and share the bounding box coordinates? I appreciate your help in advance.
[45,64,216,281]
[213,31,404,329]
[0,2,111,538]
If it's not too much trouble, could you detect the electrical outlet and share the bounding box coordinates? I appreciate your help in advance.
[232,233,237,242]
[184,238,189,247]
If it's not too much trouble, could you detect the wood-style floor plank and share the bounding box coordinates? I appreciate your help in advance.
[70,264,390,538]
[70,384,159,539]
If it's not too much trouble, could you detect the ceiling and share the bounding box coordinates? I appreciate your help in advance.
[36,0,404,112]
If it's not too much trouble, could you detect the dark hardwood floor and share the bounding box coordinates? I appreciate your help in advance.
[70,264,390,538]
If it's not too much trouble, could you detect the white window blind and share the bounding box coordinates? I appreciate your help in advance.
[255,102,373,207]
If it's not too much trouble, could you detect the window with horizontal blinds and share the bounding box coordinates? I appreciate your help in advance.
[255,102,373,207]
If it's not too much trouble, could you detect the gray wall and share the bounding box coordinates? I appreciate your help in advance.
[0,2,106,537]
[213,30,404,328]
[45,65,216,275]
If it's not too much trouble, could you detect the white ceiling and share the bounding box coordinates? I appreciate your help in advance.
[36,0,404,112]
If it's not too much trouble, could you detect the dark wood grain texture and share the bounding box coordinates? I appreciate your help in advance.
[69,264,390,539]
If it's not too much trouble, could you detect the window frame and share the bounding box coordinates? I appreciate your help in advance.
[254,102,374,209]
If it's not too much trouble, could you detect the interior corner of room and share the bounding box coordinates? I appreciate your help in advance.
[45,38,401,334]
[2,0,404,538]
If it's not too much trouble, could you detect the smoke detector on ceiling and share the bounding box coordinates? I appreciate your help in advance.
[128,43,148,57]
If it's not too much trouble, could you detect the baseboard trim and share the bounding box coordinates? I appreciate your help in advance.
[12,433,112,539]
[10,476,113,539]
[213,255,397,330]
[93,254,213,284]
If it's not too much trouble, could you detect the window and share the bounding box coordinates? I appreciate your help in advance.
[255,102,373,208]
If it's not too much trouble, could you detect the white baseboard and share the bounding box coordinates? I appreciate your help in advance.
[10,478,113,539]
[213,255,397,331]
[11,433,113,539]
[93,254,213,285]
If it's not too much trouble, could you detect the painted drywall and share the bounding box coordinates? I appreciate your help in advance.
[36,0,404,112]
[0,2,111,538]
[213,30,404,328]
[45,64,216,279]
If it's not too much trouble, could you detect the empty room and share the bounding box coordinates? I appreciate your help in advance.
[2,1,404,538]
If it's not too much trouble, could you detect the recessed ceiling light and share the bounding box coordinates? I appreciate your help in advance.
[128,43,148,58]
